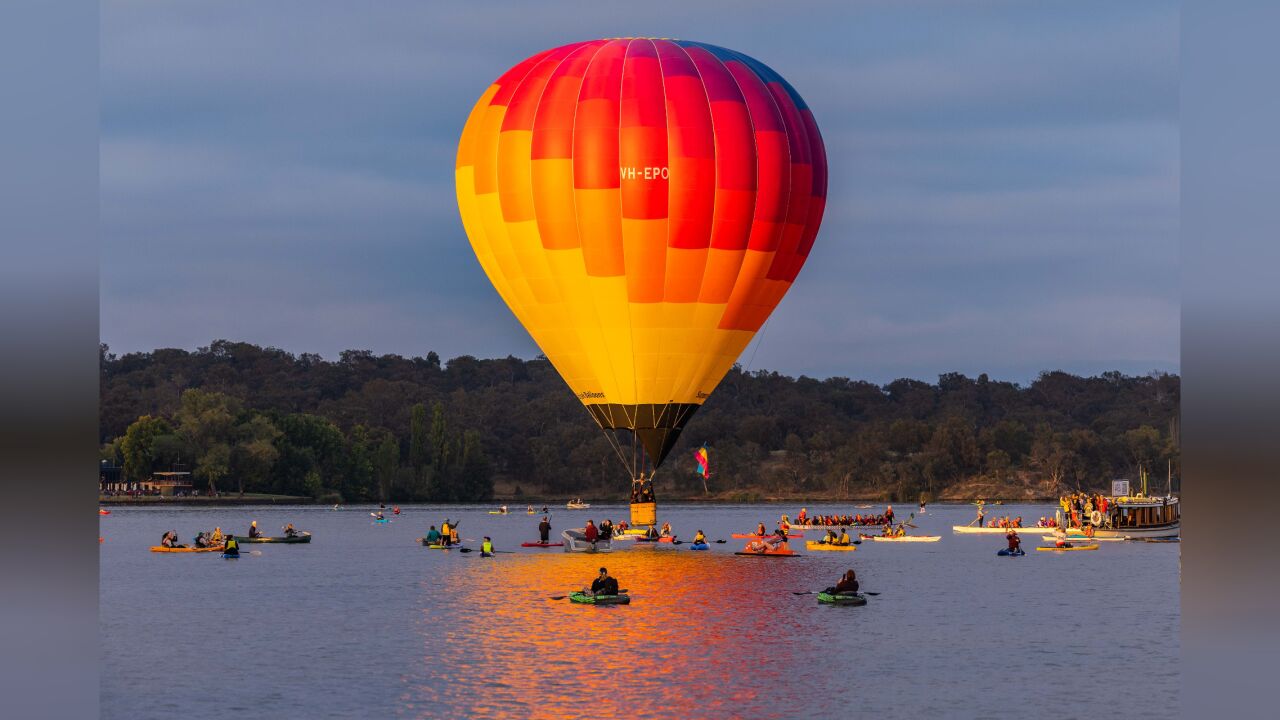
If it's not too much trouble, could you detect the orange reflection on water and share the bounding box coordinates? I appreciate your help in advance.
[400,547,832,719]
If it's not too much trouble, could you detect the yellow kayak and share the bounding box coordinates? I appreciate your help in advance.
[805,541,856,551]
[150,545,225,553]
[1036,544,1099,552]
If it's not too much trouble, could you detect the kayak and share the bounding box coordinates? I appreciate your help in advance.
[953,526,1045,534]
[864,535,941,542]
[487,511,509,515]
[805,541,857,551]
[150,545,225,553]
[1037,544,1099,552]
[238,532,311,544]
[687,543,710,551]
[422,540,463,549]
[1040,535,1125,543]
[817,592,867,606]
[373,518,390,524]
[731,533,803,539]
[996,548,1026,556]
[98,509,111,515]
[569,592,630,605]
[562,529,612,553]
[222,552,239,559]
[733,549,798,557]
[520,541,563,547]
[791,524,878,531]
[658,536,676,543]
[566,502,590,509]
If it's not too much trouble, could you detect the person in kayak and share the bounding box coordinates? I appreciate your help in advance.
[1006,529,1022,553]
[481,537,494,557]
[1052,525,1072,548]
[755,522,768,537]
[819,529,838,544]
[500,505,508,515]
[583,520,599,544]
[210,527,224,544]
[692,530,707,545]
[194,532,210,548]
[827,569,859,595]
[160,530,183,548]
[599,518,614,540]
[440,519,452,546]
[425,525,442,545]
[660,521,672,537]
[538,516,552,543]
[248,521,262,539]
[837,528,852,546]
[540,505,549,513]
[223,535,240,556]
[283,523,298,538]
[374,510,385,521]
[643,524,660,540]
[585,567,619,597]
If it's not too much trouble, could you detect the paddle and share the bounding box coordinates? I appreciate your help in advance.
[549,588,629,600]
[793,590,880,596]
[714,539,727,544]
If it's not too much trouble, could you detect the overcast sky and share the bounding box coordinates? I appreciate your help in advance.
[100,0,1178,384]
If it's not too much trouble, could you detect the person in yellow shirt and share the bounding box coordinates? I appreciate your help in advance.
[837,528,852,546]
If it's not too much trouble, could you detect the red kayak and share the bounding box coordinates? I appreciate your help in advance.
[730,533,802,539]
[520,541,564,547]
[98,509,111,516]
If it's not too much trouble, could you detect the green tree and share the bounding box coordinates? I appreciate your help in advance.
[346,424,375,502]
[457,430,493,502]
[409,403,430,493]
[373,429,400,502]
[120,415,174,482]
[174,389,240,494]
[233,414,282,497]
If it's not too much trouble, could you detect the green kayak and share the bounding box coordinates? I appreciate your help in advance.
[568,592,630,605]
[817,592,867,606]
[238,532,311,544]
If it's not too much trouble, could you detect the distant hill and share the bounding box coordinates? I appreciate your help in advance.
[99,340,1179,503]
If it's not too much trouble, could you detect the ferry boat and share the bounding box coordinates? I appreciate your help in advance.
[1083,469,1180,539]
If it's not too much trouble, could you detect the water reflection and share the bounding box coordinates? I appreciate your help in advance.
[402,549,827,718]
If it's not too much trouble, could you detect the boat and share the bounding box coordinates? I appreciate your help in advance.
[952,525,1048,534]
[1040,535,1126,543]
[733,548,798,557]
[1037,544,1099,552]
[791,524,879,531]
[730,533,803,539]
[150,545,225,553]
[817,592,867,606]
[566,501,590,510]
[487,510,509,515]
[864,535,941,543]
[562,529,611,553]
[568,592,630,605]
[805,541,857,551]
[520,541,564,547]
[996,548,1026,557]
[98,509,111,516]
[238,532,311,544]
[687,542,710,551]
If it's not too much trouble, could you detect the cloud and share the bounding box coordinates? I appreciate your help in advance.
[100,0,1180,384]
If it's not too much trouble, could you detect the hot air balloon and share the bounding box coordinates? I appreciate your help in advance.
[456,39,826,525]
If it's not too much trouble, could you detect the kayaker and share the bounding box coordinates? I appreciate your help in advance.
[820,529,838,544]
[1006,529,1022,553]
[583,520,599,544]
[374,510,385,522]
[481,537,495,557]
[643,524,660,540]
[223,535,240,556]
[1053,525,1071,548]
[885,505,895,523]
[797,507,808,523]
[441,519,452,546]
[210,527,224,543]
[693,530,707,544]
[660,521,672,537]
[829,569,859,595]
[160,530,182,548]
[837,528,852,546]
[449,525,460,545]
[538,516,552,543]
[249,521,262,539]
[587,567,619,597]
[393,506,401,515]
[283,523,298,538]
[755,522,767,537]
[500,505,508,514]
[540,505,548,513]
[599,518,614,540]
[194,532,210,548]
[426,525,442,545]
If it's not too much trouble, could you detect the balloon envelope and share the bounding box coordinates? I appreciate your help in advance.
[456,38,826,471]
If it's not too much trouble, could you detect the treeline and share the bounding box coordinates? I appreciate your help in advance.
[99,340,1180,502]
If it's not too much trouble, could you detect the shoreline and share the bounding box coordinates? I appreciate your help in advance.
[100,494,317,506]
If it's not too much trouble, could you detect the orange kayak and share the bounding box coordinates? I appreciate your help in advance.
[150,545,225,553]
[99,509,111,515]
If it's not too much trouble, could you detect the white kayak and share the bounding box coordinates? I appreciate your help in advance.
[952,525,1053,534]
[866,535,941,543]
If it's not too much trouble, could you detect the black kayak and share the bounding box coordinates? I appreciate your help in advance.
[238,532,311,544]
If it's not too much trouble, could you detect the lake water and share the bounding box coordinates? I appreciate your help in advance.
[100,502,1179,719]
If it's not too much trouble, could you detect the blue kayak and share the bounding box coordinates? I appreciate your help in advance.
[688,543,710,551]
[222,553,239,559]
[997,548,1025,556]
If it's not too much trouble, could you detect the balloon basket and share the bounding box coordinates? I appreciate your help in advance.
[630,502,656,527]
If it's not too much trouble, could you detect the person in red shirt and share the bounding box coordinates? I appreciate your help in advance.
[1006,529,1021,553]
[583,520,599,543]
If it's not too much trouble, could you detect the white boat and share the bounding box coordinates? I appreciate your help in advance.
[953,525,1053,534]
[865,535,941,543]
[566,502,590,510]
[562,529,611,552]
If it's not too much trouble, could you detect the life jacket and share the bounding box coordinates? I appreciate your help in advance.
[481,540,493,554]
[225,538,239,552]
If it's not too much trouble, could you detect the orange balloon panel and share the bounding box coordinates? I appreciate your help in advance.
[457,39,826,468]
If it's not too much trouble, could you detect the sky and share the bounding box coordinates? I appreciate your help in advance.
[100,0,1179,385]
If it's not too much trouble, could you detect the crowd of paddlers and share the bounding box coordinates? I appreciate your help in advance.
[794,506,899,527]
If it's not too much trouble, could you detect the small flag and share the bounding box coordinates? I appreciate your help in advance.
[694,445,710,477]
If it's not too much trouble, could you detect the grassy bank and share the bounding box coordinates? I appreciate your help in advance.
[100,493,316,505]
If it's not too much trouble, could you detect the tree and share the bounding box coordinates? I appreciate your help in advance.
[457,430,493,502]
[174,389,240,494]
[345,425,375,502]
[233,414,282,497]
[409,403,430,493]
[120,416,174,483]
[374,429,400,502]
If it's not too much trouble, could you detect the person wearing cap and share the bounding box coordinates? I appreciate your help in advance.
[587,567,618,597]
[248,521,261,539]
